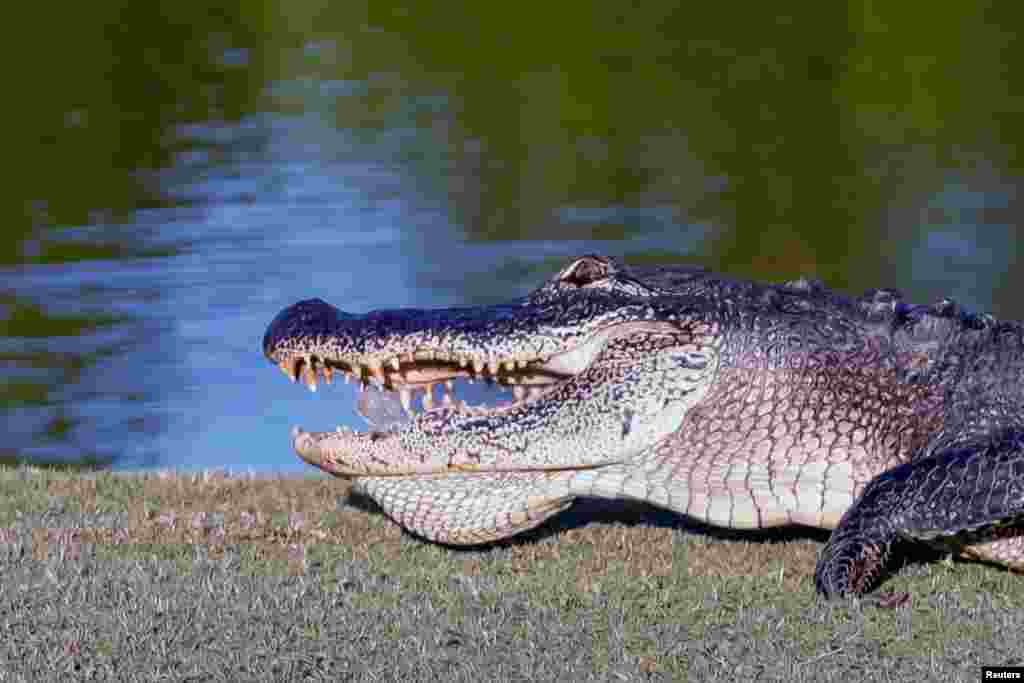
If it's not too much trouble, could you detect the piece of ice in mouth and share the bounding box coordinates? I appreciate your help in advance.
[355,387,411,430]
[353,378,518,429]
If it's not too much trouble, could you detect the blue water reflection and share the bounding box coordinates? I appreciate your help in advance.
[2,24,1020,473]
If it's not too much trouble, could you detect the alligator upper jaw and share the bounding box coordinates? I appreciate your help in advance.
[268,318,617,393]
[267,319,659,426]
[262,292,656,398]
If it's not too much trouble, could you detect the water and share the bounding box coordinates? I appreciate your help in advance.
[2,4,1021,472]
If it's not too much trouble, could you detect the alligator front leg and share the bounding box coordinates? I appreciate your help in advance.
[815,428,1024,598]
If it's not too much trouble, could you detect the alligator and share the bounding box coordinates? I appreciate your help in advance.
[263,255,1024,598]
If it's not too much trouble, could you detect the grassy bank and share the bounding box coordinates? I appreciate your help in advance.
[1,466,1021,681]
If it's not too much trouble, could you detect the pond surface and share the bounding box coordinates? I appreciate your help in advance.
[2,4,1021,472]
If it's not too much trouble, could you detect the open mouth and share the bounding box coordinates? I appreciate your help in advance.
[271,333,613,429]
[275,354,564,427]
[268,317,671,436]
[269,324,645,429]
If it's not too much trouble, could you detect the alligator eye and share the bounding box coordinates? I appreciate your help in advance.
[559,255,612,288]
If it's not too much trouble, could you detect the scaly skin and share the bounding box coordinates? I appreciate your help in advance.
[263,255,1024,598]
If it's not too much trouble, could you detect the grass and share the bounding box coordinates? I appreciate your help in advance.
[1,466,1022,681]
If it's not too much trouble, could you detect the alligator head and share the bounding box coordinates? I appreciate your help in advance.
[263,255,721,543]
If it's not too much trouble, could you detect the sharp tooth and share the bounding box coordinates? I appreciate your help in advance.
[303,365,318,392]
[422,385,434,410]
[369,361,384,382]
[278,361,295,381]
[513,386,526,401]
[389,357,401,371]
[472,360,484,374]
[459,358,469,368]
[399,388,413,414]
[516,360,529,369]
[351,363,364,378]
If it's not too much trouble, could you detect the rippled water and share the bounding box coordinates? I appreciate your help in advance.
[3,6,1021,472]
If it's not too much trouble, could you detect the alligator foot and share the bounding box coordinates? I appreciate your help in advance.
[816,427,1024,599]
[815,536,892,599]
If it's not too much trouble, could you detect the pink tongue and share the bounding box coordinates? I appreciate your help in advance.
[356,390,412,430]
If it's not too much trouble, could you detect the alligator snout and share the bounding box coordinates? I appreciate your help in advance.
[263,298,343,360]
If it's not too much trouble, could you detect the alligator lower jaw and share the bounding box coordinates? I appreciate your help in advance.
[291,426,440,478]
[291,426,603,479]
